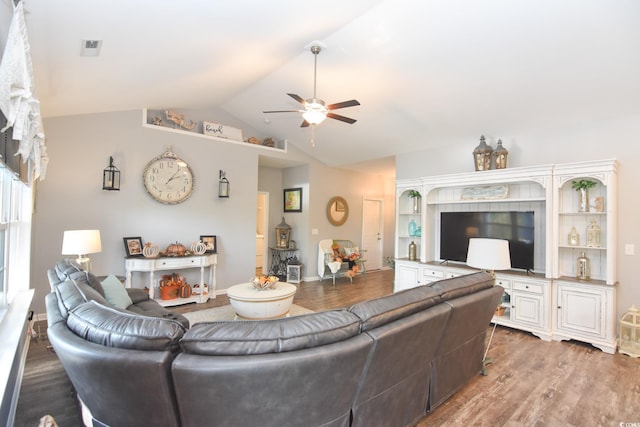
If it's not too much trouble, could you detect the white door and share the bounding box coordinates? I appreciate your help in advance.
[362,198,383,271]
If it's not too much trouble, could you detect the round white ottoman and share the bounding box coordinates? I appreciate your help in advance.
[226,282,297,320]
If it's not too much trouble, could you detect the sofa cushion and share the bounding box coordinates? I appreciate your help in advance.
[349,285,442,332]
[54,259,82,281]
[126,300,190,329]
[68,270,106,297]
[53,259,106,297]
[429,271,494,300]
[66,301,186,352]
[100,274,133,309]
[54,278,109,318]
[180,310,361,355]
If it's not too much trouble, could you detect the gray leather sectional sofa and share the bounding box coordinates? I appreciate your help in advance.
[46,260,502,427]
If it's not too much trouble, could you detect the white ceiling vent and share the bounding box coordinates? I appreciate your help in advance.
[81,40,102,56]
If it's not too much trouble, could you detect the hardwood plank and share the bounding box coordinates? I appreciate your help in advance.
[15,270,640,426]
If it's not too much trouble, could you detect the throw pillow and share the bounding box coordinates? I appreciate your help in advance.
[344,246,360,256]
[101,274,133,309]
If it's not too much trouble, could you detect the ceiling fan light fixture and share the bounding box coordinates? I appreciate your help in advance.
[302,100,328,125]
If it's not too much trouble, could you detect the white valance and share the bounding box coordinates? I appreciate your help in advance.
[0,1,48,180]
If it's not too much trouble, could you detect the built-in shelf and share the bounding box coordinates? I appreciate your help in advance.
[141,108,287,153]
[558,245,606,250]
[429,197,546,205]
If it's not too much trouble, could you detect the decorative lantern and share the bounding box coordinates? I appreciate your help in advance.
[472,135,493,171]
[102,156,120,191]
[586,220,601,248]
[568,226,580,246]
[218,170,229,198]
[275,216,291,249]
[493,139,508,169]
[619,305,640,357]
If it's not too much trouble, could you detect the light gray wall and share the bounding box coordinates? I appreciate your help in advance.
[396,114,640,320]
[30,109,396,316]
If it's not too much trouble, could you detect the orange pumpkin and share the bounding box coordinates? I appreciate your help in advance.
[179,283,192,298]
[166,242,187,256]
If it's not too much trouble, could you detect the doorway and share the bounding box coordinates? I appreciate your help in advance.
[362,198,383,271]
[256,192,269,275]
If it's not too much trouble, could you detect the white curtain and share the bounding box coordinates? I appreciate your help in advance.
[0,1,48,180]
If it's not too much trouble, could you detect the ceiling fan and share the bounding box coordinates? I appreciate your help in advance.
[263,45,360,127]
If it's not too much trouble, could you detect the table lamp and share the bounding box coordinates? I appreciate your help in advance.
[466,237,511,369]
[62,229,102,273]
[466,238,511,278]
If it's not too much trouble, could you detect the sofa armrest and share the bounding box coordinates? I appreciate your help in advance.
[127,288,150,304]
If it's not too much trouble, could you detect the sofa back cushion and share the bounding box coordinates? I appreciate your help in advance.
[349,285,441,331]
[52,259,106,297]
[429,271,494,300]
[54,278,109,319]
[181,310,361,355]
[67,301,186,352]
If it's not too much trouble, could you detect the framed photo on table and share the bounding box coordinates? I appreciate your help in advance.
[284,187,302,213]
[200,235,217,253]
[123,237,143,257]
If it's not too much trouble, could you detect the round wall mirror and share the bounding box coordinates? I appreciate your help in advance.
[327,196,349,226]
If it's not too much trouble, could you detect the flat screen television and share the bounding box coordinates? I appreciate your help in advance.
[440,211,535,271]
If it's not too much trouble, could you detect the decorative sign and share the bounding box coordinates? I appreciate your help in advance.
[461,184,509,200]
[203,121,243,141]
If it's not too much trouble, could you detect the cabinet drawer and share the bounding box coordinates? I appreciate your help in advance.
[495,278,511,289]
[155,257,200,269]
[423,268,444,280]
[512,281,542,294]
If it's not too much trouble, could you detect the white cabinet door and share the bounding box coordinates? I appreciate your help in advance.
[511,292,544,328]
[556,283,605,337]
[553,280,617,354]
[395,262,421,291]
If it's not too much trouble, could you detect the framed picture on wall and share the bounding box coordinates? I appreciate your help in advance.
[200,235,217,253]
[123,237,143,257]
[284,187,303,213]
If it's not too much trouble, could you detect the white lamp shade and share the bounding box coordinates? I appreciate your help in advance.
[466,238,511,271]
[61,229,102,255]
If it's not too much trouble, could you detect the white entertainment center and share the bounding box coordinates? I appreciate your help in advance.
[395,159,618,353]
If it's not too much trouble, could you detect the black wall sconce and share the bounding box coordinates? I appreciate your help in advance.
[102,156,120,191]
[218,170,229,198]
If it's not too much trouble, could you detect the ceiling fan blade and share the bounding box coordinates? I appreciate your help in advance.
[327,112,357,124]
[263,110,304,113]
[300,120,310,128]
[287,93,306,105]
[327,99,360,110]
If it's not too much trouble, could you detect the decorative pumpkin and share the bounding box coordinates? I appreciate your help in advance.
[143,242,159,258]
[191,240,207,255]
[165,242,187,257]
[179,283,192,298]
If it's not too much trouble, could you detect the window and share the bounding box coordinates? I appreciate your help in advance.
[0,161,32,309]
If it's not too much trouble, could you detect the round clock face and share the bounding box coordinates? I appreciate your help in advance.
[143,150,194,204]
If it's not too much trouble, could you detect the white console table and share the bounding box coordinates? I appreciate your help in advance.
[125,254,217,307]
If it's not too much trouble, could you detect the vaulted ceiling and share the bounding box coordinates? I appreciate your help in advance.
[11,0,640,175]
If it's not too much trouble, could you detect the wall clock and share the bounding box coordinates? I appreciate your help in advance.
[143,148,194,204]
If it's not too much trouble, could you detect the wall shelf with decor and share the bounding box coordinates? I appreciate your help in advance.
[141,109,287,153]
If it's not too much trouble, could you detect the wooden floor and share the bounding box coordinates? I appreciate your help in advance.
[14,269,640,426]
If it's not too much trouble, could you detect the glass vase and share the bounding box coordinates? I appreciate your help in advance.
[578,188,589,212]
[412,197,420,214]
[408,219,417,237]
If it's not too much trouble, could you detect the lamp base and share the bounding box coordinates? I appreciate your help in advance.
[75,256,92,273]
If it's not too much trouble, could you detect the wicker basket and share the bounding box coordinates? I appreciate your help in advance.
[160,285,180,300]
